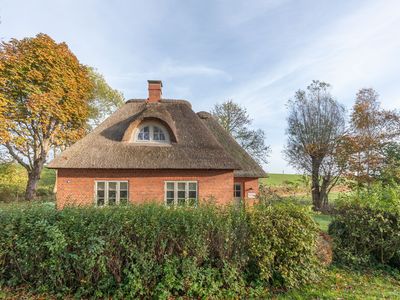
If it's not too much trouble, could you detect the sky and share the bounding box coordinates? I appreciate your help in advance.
[1,0,400,173]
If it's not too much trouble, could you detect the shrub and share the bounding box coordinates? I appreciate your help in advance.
[0,203,320,298]
[329,185,400,268]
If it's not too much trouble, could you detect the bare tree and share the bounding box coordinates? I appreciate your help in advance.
[212,100,270,164]
[284,81,346,210]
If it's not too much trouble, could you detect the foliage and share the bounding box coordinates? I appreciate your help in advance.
[329,184,400,268]
[0,33,93,200]
[249,203,320,288]
[211,100,270,164]
[0,203,320,298]
[0,163,27,200]
[344,88,400,187]
[379,141,400,185]
[87,67,125,127]
[284,80,346,210]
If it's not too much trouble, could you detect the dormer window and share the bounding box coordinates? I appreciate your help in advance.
[134,121,170,144]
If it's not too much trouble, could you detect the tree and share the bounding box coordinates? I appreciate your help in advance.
[345,88,400,188]
[0,34,93,200]
[87,67,124,127]
[284,81,346,210]
[211,100,270,164]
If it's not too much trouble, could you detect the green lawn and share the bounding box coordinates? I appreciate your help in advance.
[39,167,56,190]
[276,267,400,299]
[261,173,305,186]
[313,213,332,232]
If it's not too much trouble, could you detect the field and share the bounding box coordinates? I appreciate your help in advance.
[262,173,305,186]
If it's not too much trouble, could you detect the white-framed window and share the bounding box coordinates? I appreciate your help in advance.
[234,183,242,198]
[135,121,170,143]
[165,181,198,207]
[95,181,128,206]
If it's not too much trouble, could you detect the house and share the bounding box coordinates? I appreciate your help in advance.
[48,80,266,209]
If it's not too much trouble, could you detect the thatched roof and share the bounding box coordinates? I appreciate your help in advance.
[197,111,267,178]
[48,99,266,178]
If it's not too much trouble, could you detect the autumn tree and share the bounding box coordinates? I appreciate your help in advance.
[87,67,124,127]
[284,81,346,210]
[211,100,270,164]
[0,34,93,200]
[345,88,400,187]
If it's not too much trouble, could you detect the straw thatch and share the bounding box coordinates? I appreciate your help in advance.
[48,99,266,178]
[197,111,266,178]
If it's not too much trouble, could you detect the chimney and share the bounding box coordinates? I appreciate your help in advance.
[147,80,162,103]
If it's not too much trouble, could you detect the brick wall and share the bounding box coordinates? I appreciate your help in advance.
[234,177,260,204]
[56,169,236,209]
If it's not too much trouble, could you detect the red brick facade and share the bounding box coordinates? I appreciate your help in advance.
[56,169,259,209]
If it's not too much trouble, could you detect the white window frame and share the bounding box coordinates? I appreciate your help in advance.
[94,180,129,206]
[164,181,198,207]
[134,121,170,144]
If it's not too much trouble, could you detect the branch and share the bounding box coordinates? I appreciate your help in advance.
[4,143,30,171]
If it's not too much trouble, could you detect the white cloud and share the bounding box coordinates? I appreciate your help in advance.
[110,59,231,81]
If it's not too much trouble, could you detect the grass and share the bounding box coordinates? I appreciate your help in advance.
[39,167,56,190]
[261,173,305,186]
[313,213,332,233]
[276,267,400,299]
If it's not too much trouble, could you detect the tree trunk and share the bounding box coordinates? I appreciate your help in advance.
[320,177,330,211]
[25,160,45,201]
[311,158,322,211]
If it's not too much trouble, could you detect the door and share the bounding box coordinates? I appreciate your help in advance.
[234,182,243,205]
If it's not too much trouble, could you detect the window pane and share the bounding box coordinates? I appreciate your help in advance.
[188,190,197,199]
[166,198,174,206]
[108,182,117,205]
[177,182,186,191]
[166,190,174,199]
[138,126,150,140]
[153,126,161,140]
[97,182,105,190]
[188,183,197,191]
[97,197,105,206]
[120,182,128,190]
[234,184,242,198]
[96,182,105,206]
[166,182,174,190]
[120,190,128,205]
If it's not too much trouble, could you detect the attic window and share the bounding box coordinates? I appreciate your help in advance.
[134,121,170,144]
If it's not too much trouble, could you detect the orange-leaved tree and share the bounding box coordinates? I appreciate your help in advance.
[345,88,400,188]
[0,33,93,200]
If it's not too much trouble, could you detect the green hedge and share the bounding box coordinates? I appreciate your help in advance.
[0,203,320,298]
[329,205,400,268]
[329,185,400,268]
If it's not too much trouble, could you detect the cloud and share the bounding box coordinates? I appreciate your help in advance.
[110,59,231,81]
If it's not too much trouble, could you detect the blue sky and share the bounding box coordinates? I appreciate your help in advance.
[1,0,400,173]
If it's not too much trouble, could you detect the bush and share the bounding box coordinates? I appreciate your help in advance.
[329,185,400,268]
[0,203,320,298]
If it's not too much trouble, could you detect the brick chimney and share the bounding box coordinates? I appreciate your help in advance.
[147,80,162,103]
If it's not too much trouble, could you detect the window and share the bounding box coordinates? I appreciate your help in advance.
[234,183,242,198]
[165,181,198,207]
[135,122,169,143]
[95,181,128,206]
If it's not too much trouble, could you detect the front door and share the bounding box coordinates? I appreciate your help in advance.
[234,182,243,205]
